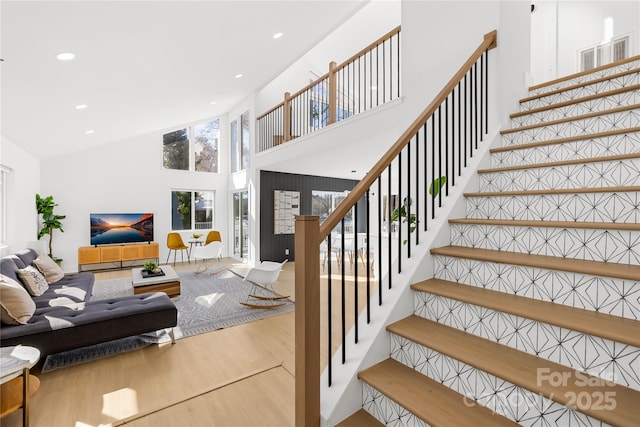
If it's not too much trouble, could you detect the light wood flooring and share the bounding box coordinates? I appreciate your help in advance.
[2,257,376,427]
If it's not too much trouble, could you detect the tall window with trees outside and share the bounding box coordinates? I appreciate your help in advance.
[163,119,219,172]
[170,190,214,231]
[231,111,250,172]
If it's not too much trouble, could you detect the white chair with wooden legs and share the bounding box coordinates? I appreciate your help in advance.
[240,259,289,308]
[190,241,222,274]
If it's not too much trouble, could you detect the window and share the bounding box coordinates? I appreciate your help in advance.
[231,111,250,172]
[163,119,219,172]
[312,190,353,234]
[170,190,214,231]
[579,34,629,72]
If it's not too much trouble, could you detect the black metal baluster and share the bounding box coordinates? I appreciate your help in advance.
[423,122,428,231]
[431,113,435,219]
[377,178,382,305]
[397,150,402,274]
[407,139,412,255]
[366,189,371,324]
[340,219,346,364]
[327,234,332,386]
[438,106,442,208]
[387,165,392,289]
[354,202,358,344]
[445,97,449,197]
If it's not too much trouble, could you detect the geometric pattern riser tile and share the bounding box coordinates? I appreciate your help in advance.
[449,224,640,265]
[521,73,640,111]
[527,60,640,97]
[433,255,640,320]
[465,192,640,224]
[389,335,607,426]
[491,132,640,168]
[362,383,431,427]
[502,110,640,147]
[514,91,640,128]
[479,159,640,192]
[413,293,640,390]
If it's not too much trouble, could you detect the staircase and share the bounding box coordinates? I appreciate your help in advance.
[338,58,640,426]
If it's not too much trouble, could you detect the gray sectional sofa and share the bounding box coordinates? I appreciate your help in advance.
[0,248,177,358]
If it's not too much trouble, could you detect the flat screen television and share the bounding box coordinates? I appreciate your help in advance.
[90,213,154,246]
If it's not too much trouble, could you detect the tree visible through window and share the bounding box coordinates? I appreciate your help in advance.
[171,190,214,231]
[163,128,190,170]
[163,119,219,173]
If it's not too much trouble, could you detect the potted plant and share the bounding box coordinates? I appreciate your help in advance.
[35,194,66,263]
[143,261,160,273]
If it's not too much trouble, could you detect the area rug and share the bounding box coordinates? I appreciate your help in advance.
[41,268,294,372]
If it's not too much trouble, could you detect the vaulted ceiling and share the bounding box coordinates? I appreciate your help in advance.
[1,0,367,159]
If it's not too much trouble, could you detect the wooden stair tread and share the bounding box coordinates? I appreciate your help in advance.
[358,358,519,427]
[490,127,640,153]
[464,185,640,197]
[448,218,640,231]
[478,152,640,174]
[512,84,640,118]
[411,278,640,347]
[387,316,640,427]
[335,409,384,427]
[528,55,640,93]
[500,103,640,135]
[430,246,640,281]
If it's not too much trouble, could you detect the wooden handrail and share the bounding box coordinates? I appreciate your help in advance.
[256,101,284,121]
[318,30,498,241]
[289,72,331,101]
[334,25,401,73]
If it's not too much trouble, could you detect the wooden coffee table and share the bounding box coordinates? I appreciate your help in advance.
[131,265,181,297]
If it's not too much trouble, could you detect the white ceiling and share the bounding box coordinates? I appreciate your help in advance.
[0,0,367,160]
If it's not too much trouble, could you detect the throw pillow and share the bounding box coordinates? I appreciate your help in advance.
[0,274,36,325]
[17,265,50,296]
[32,254,64,284]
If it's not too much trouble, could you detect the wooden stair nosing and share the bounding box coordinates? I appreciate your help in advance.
[512,84,640,119]
[387,315,640,427]
[335,409,384,427]
[478,152,640,174]
[528,54,640,93]
[463,185,640,197]
[499,103,640,135]
[358,358,519,427]
[448,218,640,231]
[521,68,640,104]
[430,245,640,282]
[490,126,640,154]
[411,277,640,347]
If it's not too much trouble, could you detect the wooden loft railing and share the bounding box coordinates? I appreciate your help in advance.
[256,26,401,152]
[294,30,498,426]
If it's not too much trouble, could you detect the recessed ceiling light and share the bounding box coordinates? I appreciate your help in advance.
[75,104,88,110]
[210,101,217,105]
[273,32,283,39]
[235,73,243,79]
[85,130,95,134]
[55,52,75,61]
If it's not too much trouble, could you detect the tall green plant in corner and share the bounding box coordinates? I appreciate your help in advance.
[36,194,66,262]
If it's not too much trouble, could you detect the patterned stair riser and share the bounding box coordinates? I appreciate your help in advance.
[449,224,640,265]
[413,293,640,390]
[465,191,640,224]
[502,109,640,146]
[520,73,640,111]
[515,90,640,127]
[388,334,608,427]
[362,383,430,427]
[479,158,640,192]
[528,60,640,97]
[491,131,640,168]
[433,255,640,320]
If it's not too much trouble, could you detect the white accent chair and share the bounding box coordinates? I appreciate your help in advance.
[241,260,289,308]
[190,241,222,274]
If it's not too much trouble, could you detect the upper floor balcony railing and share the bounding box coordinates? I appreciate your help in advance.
[256,26,401,152]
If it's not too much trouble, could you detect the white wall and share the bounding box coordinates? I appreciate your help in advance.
[0,135,41,255]
[531,1,639,84]
[39,117,229,272]
[255,0,401,115]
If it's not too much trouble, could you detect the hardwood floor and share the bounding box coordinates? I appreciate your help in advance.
[2,257,375,427]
